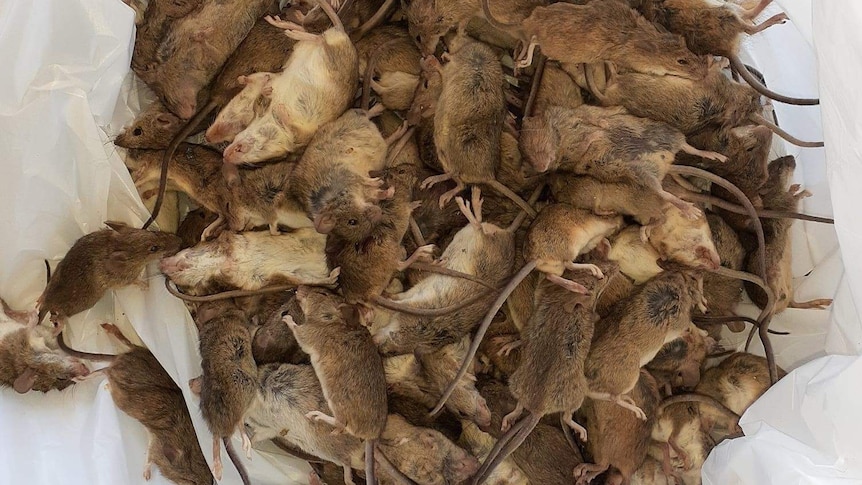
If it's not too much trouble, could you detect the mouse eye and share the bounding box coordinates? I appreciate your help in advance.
[677,58,689,65]
[747,145,755,152]
[348,219,358,226]
[423,79,429,89]
[148,245,162,252]
[132,127,143,136]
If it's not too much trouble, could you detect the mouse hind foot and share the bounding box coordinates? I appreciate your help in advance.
[212,436,223,480]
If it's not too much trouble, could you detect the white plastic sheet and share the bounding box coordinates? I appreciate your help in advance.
[0,0,857,484]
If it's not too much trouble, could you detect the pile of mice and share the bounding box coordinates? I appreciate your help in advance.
[1,0,835,484]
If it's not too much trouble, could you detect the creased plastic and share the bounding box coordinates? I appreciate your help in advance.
[0,0,857,484]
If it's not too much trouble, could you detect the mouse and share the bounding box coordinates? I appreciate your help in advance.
[34,222,181,334]
[384,336,491,428]
[429,200,621,416]
[607,225,664,284]
[638,0,817,105]
[573,369,661,485]
[648,392,718,484]
[529,62,586,117]
[369,188,519,356]
[205,71,275,144]
[646,196,721,272]
[114,100,186,149]
[0,297,90,393]
[148,0,275,119]
[249,297,309,365]
[520,104,726,219]
[420,35,537,217]
[549,173,665,227]
[130,0,205,84]
[97,338,214,485]
[194,299,257,483]
[471,260,618,484]
[482,0,707,78]
[222,2,358,167]
[584,269,701,421]
[645,324,714,395]
[288,109,392,241]
[475,377,585,484]
[160,228,337,295]
[282,286,386,484]
[743,156,832,313]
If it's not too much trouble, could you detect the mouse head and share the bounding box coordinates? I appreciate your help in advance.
[160,232,232,288]
[629,36,707,80]
[407,57,443,126]
[651,205,720,271]
[647,324,712,391]
[115,105,183,149]
[2,324,90,393]
[405,0,446,55]
[105,222,183,267]
[720,78,763,127]
[223,113,294,166]
[519,114,559,173]
[313,192,385,243]
[159,73,201,121]
[293,286,350,328]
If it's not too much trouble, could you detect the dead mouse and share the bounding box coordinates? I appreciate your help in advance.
[130,0,204,84]
[356,26,422,110]
[638,0,817,105]
[114,100,186,149]
[520,105,726,219]
[0,297,89,393]
[549,173,665,227]
[476,377,585,484]
[744,156,832,313]
[288,109,392,241]
[421,35,536,217]
[148,0,275,119]
[160,229,337,295]
[584,270,701,420]
[573,369,661,485]
[35,222,181,334]
[482,0,707,78]
[646,324,714,395]
[282,286,387,484]
[607,225,664,284]
[369,188,519,355]
[205,71,275,144]
[195,299,256,484]
[222,2,358,167]
[471,260,618,484]
[646,196,722,272]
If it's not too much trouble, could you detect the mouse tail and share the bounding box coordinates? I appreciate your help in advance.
[481,0,519,31]
[750,112,824,148]
[350,0,396,42]
[659,393,740,422]
[429,261,537,417]
[728,55,819,105]
[374,445,418,485]
[507,184,545,232]
[164,278,294,302]
[365,439,378,485]
[486,180,537,219]
[677,186,833,224]
[142,100,217,230]
[407,262,496,289]
[372,287,496,317]
[56,330,117,362]
[473,413,539,485]
[223,436,251,485]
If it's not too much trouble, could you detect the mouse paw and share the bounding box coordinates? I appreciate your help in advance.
[566,262,604,279]
[675,201,702,220]
[492,335,521,356]
[322,267,341,286]
[282,314,298,329]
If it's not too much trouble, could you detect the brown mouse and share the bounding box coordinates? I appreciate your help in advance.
[130,0,204,84]
[195,299,256,483]
[471,261,617,484]
[35,222,181,334]
[585,270,701,420]
[421,35,536,217]
[148,0,275,119]
[283,287,387,484]
[369,188,518,355]
[222,2,358,167]
[530,62,586,117]
[0,298,89,393]
[646,324,714,395]
[574,369,661,485]
[476,377,585,484]
[114,100,185,149]
[638,0,817,105]
[520,104,726,219]
[160,229,337,295]
[743,156,832,313]
[288,109,392,241]
[549,173,665,227]
[482,0,707,78]
[101,341,214,485]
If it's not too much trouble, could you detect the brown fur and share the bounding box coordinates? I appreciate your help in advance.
[115,100,186,149]
[177,209,219,250]
[586,271,700,398]
[530,63,586,117]
[575,370,661,484]
[250,297,308,365]
[287,287,387,439]
[38,223,181,325]
[131,0,204,83]
[646,324,712,393]
[550,173,665,225]
[106,347,213,485]
[697,213,746,333]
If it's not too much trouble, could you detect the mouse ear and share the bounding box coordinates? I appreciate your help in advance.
[155,114,175,127]
[338,304,359,325]
[104,221,131,232]
[313,213,336,235]
[13,368,37,394]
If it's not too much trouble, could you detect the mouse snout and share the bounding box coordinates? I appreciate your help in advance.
[159,253,189,275]
[696,246,721,271]
[223,140,247,165]
[677,366,700,389]
[474,397,492,428]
